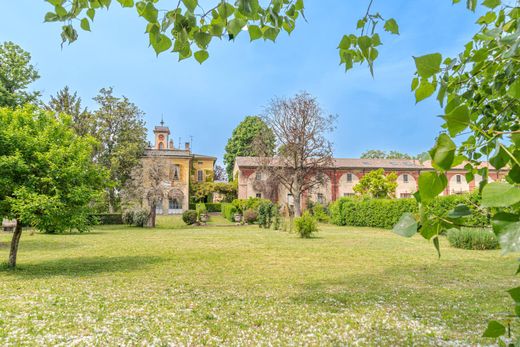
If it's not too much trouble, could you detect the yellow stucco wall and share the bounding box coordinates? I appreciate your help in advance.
[192,158,215,182]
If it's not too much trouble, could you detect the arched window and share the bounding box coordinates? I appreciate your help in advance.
[159,142,164,150]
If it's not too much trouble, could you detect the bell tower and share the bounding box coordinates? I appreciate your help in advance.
[153,118,171,150]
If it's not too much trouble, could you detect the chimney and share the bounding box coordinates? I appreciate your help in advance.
[169,139,174,149]
[185,142,190,151]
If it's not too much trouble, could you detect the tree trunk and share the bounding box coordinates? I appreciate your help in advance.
[293,194,302,217]
[8,221,22,268]
[147,203,156,228]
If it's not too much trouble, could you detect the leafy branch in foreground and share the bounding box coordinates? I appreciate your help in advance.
[393,1,520,344]
[44,0,305,63]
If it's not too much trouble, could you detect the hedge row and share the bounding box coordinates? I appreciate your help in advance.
[90,213,123,225]
[188,203,222,212]
[221,203,237,222]
[329,193,488,229]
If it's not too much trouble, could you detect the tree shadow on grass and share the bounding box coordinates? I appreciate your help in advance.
[1,255,164,278]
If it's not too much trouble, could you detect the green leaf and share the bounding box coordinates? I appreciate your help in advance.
[338,35,351,50]
[117,0,134,7]
[248,25,262,41]
[86,8,95,20]
[482,320,506,337]
[80,18,91,31]
[194,50,209,64]
[492,212,520,235]
[44,12,59,22]
[182,0,197,12]
[421,220,441,240]
[411,77,419,91]
[194,31,211,49]
[415,79,435,103]
[392,212,418,237]
[448,204,472,218]
[433,236,441,258]
[383,18,399,35]
[482,182,520,207]
[482,0,501,9]
[150,33,172,55]
[443,104,470,136]
[508,286,520,302]
[508,79,520,99]
[227,18,245,37]
[489,145,509,170]
[429,134,456,170]
[499,222,520,254]
[418,171,447,202]
[141,2,158,22]
[414,53,442,79]
[263,27,279,42]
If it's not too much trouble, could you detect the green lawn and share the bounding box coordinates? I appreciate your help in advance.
[0,216,518,346]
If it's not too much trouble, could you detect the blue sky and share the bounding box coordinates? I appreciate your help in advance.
[0,1,482,163]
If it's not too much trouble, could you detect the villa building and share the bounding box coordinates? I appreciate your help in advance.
[141,121,216,214]
[233,156,506,207]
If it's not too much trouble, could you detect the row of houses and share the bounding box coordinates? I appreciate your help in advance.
[142,121,506,213]
[233,157,505,207]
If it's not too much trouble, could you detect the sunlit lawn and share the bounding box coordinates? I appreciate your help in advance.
[0,215,518,346]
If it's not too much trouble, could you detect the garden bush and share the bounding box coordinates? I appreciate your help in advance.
[329,192,489,230]
[92,213,123,225]
[294,212,318,238]
[121,209,148,227]
[447,227,499,250]
[258,200,278,229]
[182,210,198,225]
[310,203,329,223]
[221,203,237,222]
[243,209,258,224]
[205,203,222,212]
[196,203,207,219]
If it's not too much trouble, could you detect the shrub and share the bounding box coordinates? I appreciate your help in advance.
[221,203,237,222]
[196,203,207,219]
[258,200,278,228]
[182,210,198,225]
[447,227,499,250]
[231,197,270,213]
[311,203,329,223]
[205,203,222,212]
[132,209,149,227]
[329,193,489,230]
[243,209,258,224]
[91,213,123,225]
[294,212,318,238]
[122,210,134,225]
[329,197,417,229]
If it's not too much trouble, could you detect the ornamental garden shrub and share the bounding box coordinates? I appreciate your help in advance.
[424,192,488,227]
[310,203,330,223]
[294,211,318,238]
[182,210,198,225]
[205,203,222,212]
[122,209,148,227]
[258,200,279,228]
[221,203,237,222]
[447,227,499,250]
[243,209,258,224]
[92,213,123,225]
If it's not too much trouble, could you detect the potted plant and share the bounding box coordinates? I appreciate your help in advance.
[234,213,242,223]
[196,203,208,224]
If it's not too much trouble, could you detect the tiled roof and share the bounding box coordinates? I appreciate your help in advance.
[235,156,499,171]
[153,126,170,133]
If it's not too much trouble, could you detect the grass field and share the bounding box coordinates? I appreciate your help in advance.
[0,216,518,346]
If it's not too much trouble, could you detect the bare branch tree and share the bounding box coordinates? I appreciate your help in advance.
[122,154,169,227]
[256,92,336,216]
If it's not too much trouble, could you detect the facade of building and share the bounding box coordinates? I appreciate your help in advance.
[141,122,216,214]
[233,156,506,207]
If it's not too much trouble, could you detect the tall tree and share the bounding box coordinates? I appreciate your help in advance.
[0,106,107,267]
[92,88,147,212]
[0,41,40,108]
[213,164,227,181]
[47,86,94,136]
[224,115,275,180]
[258,92,335,217]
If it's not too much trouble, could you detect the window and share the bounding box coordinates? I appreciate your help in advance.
[158,142,164,150]
[403,174,409,183]
[198,161,203,165]
[287,193,294,205]
[255,171,262,181]
[197,170,204,182]
[168,198,181,212]
[317,193,324,204]
[256,193,262,198]
[400,193,412,198]
[346,173,353,182]
[456,174,462,184]
[171,165,180,181]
